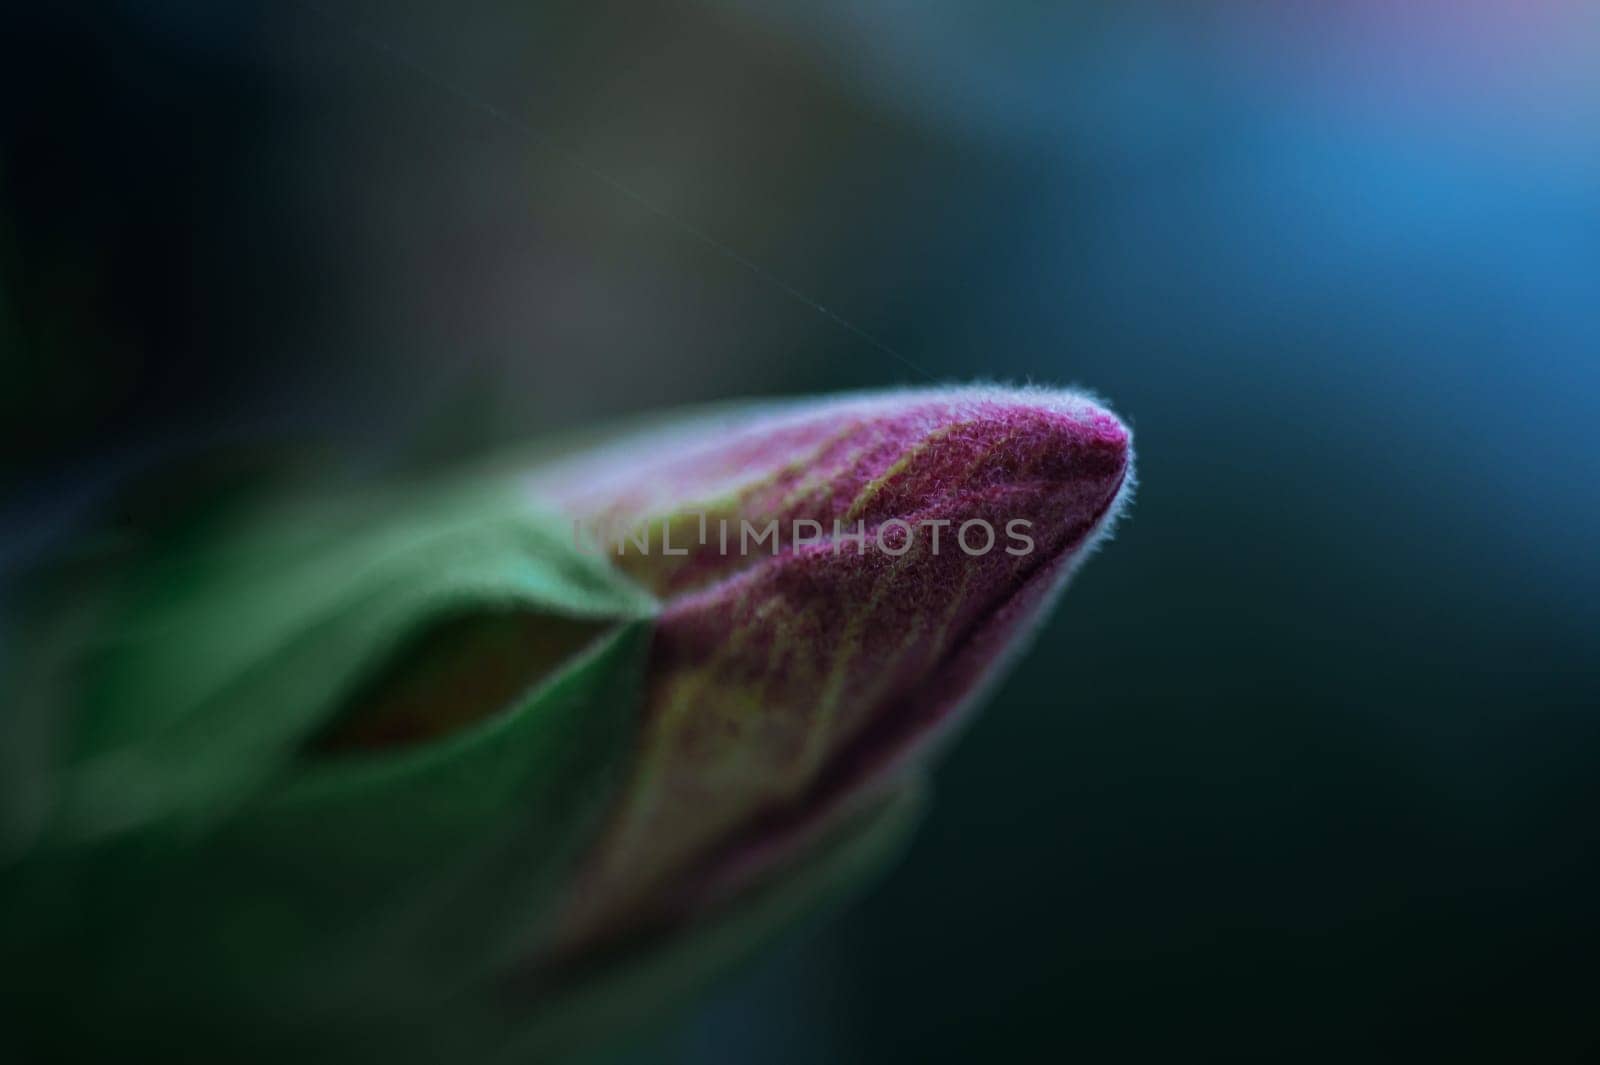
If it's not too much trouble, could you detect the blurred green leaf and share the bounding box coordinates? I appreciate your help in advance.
[47,479,655,844]
[4,475,661,1061]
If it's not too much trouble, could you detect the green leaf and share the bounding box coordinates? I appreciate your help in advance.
[3,469,661,1061]
[236,617,655,995]
[43,477,655,844]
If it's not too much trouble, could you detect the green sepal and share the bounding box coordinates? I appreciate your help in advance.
[44,478,654,844]
[2,476,659,1061]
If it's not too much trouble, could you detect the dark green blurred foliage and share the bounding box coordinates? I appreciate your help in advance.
[1,476,650,1061]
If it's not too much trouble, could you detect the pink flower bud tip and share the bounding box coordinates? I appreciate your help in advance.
[526,386,1133,953]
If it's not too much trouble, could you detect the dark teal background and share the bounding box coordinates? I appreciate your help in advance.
[5,3,1598,1061]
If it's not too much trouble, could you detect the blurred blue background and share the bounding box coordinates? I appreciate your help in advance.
[4,1,1598,1060]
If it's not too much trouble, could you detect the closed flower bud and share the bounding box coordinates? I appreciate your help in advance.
[526,386,1132,958]
[1,385,1132,1063]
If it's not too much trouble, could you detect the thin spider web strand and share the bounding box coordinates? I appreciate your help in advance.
[298,2,935,382]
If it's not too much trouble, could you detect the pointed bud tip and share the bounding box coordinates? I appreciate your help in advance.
[533,385,1133,597]
[534,386,1135,956]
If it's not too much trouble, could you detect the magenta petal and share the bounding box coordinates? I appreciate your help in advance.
[529,387,1133,950]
